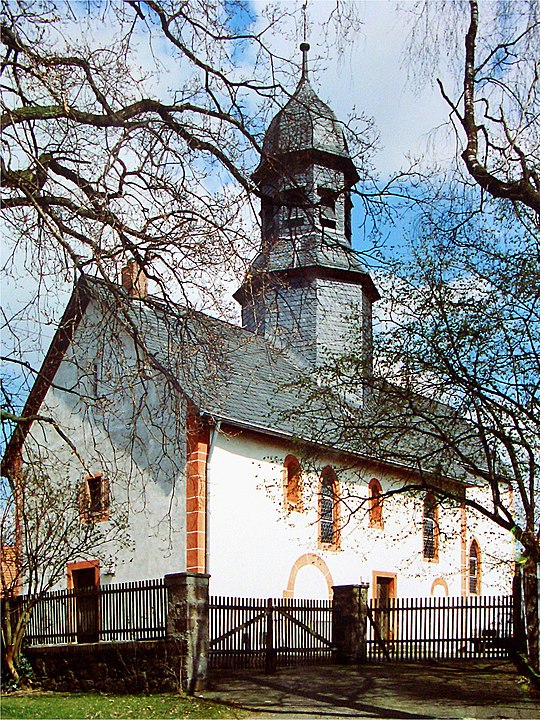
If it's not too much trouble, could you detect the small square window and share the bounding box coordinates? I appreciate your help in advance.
[80,474,110,523]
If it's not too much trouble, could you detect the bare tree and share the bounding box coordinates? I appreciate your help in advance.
[1,450,129,683]
[1,0,271,310]
[406,0,539,223]
[0,0,276,684]
[1,0,370,315]
[288,190,539,671]
[1,0,376,684]
[1,0,374,406]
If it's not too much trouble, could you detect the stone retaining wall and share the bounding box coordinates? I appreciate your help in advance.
[24,572,210,693]
[27,638,182,693]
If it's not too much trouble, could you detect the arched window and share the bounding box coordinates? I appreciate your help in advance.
[319,467,339,547]
[283,455,302,511]
[469,540,481,595]
[368,478,383,528]
[423,494,438,560]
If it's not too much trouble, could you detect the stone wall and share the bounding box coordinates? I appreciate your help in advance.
[27,639,182,693]
[25,572,210,694]
[332,583,369,664]
[23,578,369,693]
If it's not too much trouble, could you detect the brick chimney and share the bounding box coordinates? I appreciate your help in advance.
[121,260,148,298]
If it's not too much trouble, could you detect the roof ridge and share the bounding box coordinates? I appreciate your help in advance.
[81,273,309,370]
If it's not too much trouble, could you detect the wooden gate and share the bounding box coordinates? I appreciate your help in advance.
[209,596,334,671]
[367,595,513,661]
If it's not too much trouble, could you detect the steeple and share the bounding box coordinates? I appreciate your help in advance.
[234,46,379,369]
[300,41,309,80]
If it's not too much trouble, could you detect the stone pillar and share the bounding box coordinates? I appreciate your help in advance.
[165,572,210,693]
[332,583,369,664]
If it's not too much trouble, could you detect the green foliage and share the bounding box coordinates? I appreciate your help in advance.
[1,651,33,692]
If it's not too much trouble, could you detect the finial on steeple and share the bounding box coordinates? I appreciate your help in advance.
[300,42,310,80]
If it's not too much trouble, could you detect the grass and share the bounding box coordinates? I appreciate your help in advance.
[1,691,245,719]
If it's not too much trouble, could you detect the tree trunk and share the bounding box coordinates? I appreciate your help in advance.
[1,595,26,684]
[513,571,527,654]
[524,556,539,671]
[3,643,21,684]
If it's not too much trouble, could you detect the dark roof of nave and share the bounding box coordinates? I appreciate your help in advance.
[90,278,476,483]
[2,274,485,488]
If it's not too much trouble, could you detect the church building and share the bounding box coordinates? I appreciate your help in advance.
[2,46,513,603]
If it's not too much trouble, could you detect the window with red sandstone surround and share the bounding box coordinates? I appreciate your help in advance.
[423,494,439,561]
[469,539,481,594]
[368,478,383,528]
[284,455,303,511]
[80,473,110,523]
[319,467,340,549]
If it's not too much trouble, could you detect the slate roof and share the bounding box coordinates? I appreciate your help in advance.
[254,75,359,185]
[247,233,380,300]
[2,274,489,489]
[262,76,350,159]
[91,279,480,485]
[113,280,330,442]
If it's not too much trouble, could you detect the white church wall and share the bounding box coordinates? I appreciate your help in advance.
[18,296,513,600]
[207,430,316,598]
[207,427,513,600]
[20,299,187,590]
[465,484,515,595]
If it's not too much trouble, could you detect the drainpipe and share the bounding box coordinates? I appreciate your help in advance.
[205,420,221,575]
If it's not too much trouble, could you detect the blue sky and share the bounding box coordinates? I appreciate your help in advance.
[1,1,460,424]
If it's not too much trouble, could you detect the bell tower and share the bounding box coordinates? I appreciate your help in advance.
[234,45,379,369]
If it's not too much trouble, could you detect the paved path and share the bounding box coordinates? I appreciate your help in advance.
[202,661,540,719]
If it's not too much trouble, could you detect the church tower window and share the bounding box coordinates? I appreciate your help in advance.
[344,193,352,242]
[261,197,276,237]
[318,188,337,229]
[283,188,307,229]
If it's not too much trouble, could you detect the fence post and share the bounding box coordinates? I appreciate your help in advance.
[332,583,369,664]
[265,598,276,674]
[164,572,210,693]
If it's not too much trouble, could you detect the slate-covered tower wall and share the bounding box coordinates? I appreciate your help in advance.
[234,44,379,370]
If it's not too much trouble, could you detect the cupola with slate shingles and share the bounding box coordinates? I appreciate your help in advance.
[234,44,379,369]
